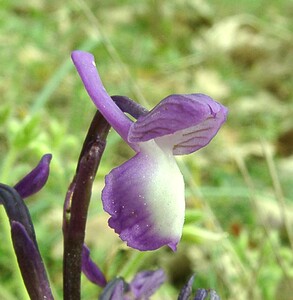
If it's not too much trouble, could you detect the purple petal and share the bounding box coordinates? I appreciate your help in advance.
[81,244,107,287]
[178,275,195,300]
[129,269,165,299]
[102,140,185,251]
[11,221,53,300]
[99,278,125,300]
[194,289,209,300]
[14,154,52,199]
[71,51,136,150]
[128,94,228,155]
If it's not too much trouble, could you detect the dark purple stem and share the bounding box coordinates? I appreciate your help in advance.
[63,110,110,300]
[0,184,54,300]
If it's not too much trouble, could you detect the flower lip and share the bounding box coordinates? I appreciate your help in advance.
[102,140,185,251]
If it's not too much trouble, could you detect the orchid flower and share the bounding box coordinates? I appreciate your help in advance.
[72,51,228,251]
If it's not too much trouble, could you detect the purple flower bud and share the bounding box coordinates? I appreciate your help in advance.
[11,221,54,300]
[99,278,125,300]
[14,154,52,198]
[129,269,165,299]
[178,275,220,300]
[178,275,195,300]
[194,289,209,300]
[81,244,107,287]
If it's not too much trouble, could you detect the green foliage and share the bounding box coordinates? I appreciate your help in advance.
[1,0,292,299]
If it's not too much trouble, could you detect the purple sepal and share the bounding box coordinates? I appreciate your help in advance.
[11,221,54,300]
[193,289,209,300]
[178,275,195,300]
[129,269,165,299]
[81,244,107,287]
[71,51,133,148]
[129,94,228,155]
[14,154,52,199]
[99,278,125,300]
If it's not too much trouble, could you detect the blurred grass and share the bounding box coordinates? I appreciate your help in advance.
[1,0,293,299]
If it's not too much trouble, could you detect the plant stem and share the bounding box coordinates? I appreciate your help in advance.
[0,207,30,300]
[63,111,110,300]
[0,148,30,300]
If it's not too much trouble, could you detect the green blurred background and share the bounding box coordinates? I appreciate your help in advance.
[0,0,292,299]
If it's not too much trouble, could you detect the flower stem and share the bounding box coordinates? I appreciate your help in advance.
[0,207,30,300]
[0,184,53,300]
[63,111,110,300]
[0,148,30,300]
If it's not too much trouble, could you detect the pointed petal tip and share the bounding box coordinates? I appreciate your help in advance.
[168,240,178,252]
[14,153,52,199]
[82,244,107,287]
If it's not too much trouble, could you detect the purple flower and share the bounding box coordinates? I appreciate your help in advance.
[72,51,228,251]
[178,275,220,300]
[99,269,166,300]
